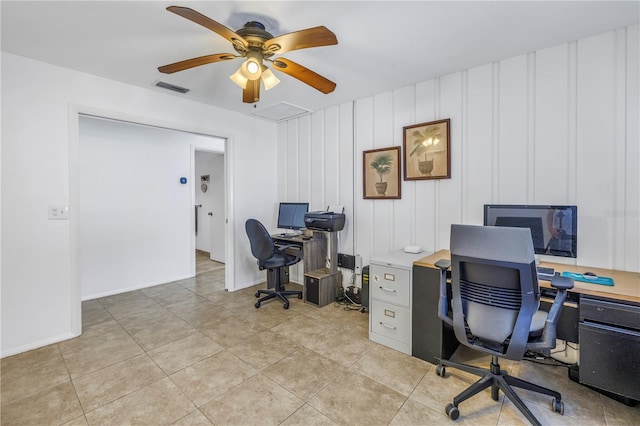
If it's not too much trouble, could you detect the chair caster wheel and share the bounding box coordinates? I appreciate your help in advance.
[255,302,260,308]
[283,303,289,309]
[552,398,564,415]
[297,293,303,299]
[255,292,260,298]
[445,403,459,420]
[436,365,446,377]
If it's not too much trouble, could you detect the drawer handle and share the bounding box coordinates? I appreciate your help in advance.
[379,286,396,293]
[379,322,396,330]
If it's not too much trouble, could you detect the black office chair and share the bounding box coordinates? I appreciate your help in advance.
[245,218,303,309]
[434,224,574,426]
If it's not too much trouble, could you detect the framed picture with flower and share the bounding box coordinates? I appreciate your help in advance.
[403,119,451,180]
[363,146,401,199]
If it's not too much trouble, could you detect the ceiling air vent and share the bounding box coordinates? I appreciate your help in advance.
[155,81,189,94]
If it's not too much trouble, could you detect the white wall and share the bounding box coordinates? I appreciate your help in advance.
[79,116,224,300]
[278,25,640,284]
[1,52,278,356]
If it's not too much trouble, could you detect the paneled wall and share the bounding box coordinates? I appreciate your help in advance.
[278,25,639,282]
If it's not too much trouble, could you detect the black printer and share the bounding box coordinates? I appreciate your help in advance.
[304,211,346,232]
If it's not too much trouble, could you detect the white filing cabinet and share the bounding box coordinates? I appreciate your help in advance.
[369,250,427,355]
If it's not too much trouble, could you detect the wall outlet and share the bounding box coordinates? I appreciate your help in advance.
[354,254,363,274]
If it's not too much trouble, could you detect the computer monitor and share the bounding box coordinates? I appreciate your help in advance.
[484,204,577,258]
[277,202,309,231]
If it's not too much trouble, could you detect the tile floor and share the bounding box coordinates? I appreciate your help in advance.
[2,259,639,425]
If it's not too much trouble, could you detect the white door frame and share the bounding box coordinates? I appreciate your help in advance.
[68,104,235,336]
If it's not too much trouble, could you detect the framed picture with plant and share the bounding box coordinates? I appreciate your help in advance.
[363,146,401,199]
[403,119,451,180]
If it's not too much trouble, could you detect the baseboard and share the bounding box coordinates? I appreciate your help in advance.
[1,331,79,358]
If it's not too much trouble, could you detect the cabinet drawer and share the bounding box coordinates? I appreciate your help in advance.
[370,265,410,305]
[371,299,410,344]
[580,297,640,330]
[579,321,640,400]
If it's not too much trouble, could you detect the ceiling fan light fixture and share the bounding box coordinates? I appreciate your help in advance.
[242,50,263,80]
[230,68,248,89]
[262,67,280,91]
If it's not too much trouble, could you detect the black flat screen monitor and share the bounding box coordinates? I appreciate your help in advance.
[484,204,577,258]
[277,202,309,230]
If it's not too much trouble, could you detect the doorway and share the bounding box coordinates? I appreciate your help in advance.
[195,150,226,275]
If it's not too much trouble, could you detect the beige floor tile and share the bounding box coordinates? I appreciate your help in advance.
[170,409,213,425]
[352,344,431,396]
[164,297,227,327]
[262,347,342,401]
[197,312,270,348]
[117,307,199,351]
[81,301,114,329]
[61,415,89,426]
[199,374,304,425]
[147,333,225,375]
[498,396,575,426]
[170,350,258,407]
[410,365,503,424]
[85,377,194,426]
[280,404,339,426]
[309,370,406,425]
[0,381,83,426]
[60,326,144,379]
[305,326,376,367]
[98,291,163,320]
[271,313,336,347]
[227,329,301,370]
[0,343,61,373]
[510,359,607,422]
[1,348,69,405]
[389,398,446,425]
[601,393,640,424]
[140,282,185,298]
[72,353,166,413]
[148,287,206,307]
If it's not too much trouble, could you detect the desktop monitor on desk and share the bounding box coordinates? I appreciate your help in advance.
[484,204,577,258]
[277,202,309,235]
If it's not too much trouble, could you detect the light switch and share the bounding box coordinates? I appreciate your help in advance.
[48,205,69,220]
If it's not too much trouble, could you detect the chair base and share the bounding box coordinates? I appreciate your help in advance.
[436,355,563,426]
[255,275,302,309]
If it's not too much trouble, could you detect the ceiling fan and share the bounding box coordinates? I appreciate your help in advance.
[158,6,338,104]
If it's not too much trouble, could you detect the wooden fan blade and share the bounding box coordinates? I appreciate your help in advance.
[242,79,260,103]
[264,26,337,55]
[158,53,237,74]
[166,6,248,50]
[272,58,336,94]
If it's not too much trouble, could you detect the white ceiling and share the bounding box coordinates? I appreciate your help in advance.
[2,1,639,121]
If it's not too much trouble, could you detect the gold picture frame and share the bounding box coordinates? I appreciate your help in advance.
[403,119,451,180]
[363,146,401,199]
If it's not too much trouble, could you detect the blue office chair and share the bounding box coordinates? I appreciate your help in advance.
[434,224,574,426]
[245,218,303,309]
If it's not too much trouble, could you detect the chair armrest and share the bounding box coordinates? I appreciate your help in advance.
[528,275,574,351]
[275,243,301,252]
[435,259,451,270]
[276,244,302,266]
[550,275,574,290]
[434,259,453,326]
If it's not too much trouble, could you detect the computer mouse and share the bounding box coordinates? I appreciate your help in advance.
[583,272,598,279]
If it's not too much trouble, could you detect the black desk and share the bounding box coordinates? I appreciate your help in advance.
[412,249,640,404]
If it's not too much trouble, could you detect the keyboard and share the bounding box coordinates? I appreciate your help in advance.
[536,266,555,280]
